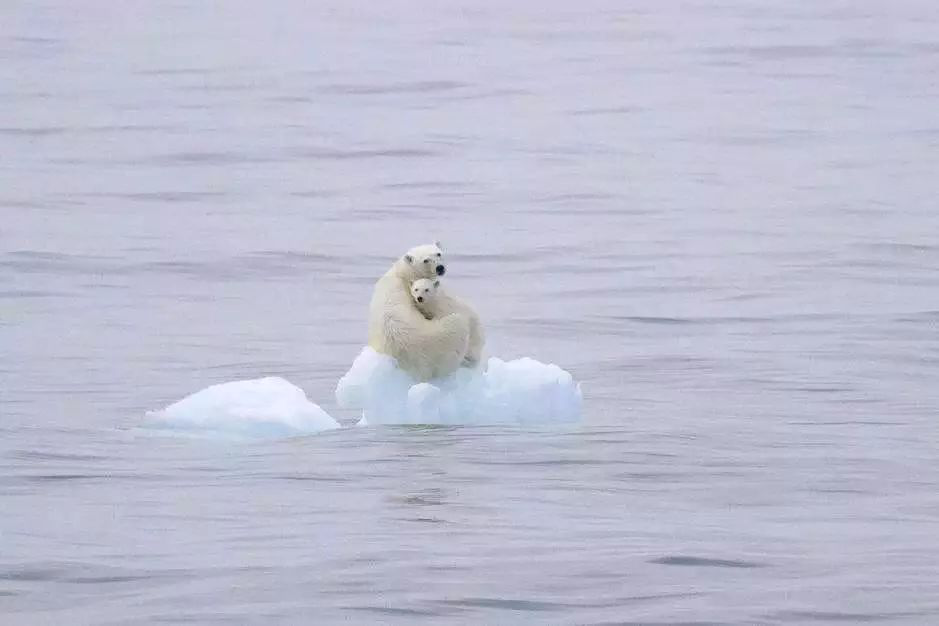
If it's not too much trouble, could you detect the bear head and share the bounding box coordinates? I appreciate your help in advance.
[410,278,441,304]
[402,241,446,280]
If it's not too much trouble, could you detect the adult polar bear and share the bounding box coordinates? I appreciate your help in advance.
[368,242,469,381]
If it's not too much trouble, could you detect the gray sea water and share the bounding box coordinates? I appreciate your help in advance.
[3,1,939,623]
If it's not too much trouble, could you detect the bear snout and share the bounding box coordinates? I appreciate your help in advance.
[436,265,445,276]
[417,296,424,303]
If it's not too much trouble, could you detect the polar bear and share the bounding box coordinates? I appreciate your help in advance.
[368,242,470,381]
[410,278,485,367]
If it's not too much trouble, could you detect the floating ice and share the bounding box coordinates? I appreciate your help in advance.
[336,347,582,426]
[146,377,340,438]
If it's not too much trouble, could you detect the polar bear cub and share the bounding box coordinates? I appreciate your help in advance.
[410,278,485,367]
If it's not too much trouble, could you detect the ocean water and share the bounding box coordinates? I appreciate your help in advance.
[3,0,939,623]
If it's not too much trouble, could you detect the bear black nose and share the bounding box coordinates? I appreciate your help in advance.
[417,296,423,303]
[436,265,445,276]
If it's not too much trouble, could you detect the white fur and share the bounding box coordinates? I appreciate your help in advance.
[368,243,469,381]
[410,278,485,367]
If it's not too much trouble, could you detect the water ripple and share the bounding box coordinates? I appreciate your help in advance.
[649,556,767,568]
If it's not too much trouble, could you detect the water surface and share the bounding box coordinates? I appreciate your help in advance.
[3,0,939,623]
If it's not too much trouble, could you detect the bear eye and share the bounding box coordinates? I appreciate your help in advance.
[423,259,430,263]
[436,253,441,257]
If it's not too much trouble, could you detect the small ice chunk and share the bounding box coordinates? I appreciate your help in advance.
[335,347,582,426]
[146,377,340,438]
[407,383,442,424]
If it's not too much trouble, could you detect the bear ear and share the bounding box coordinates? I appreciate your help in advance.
[433,280,440,287]
[403,254,413,264]
[434,240,442,250]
